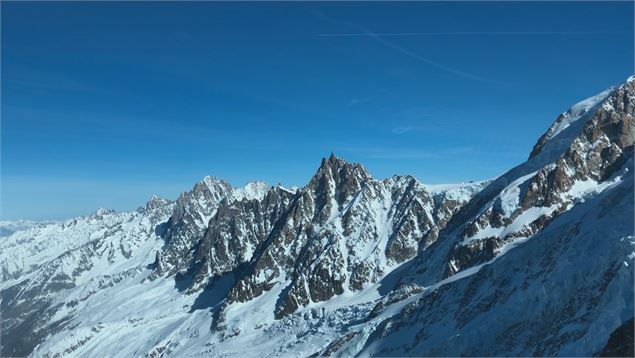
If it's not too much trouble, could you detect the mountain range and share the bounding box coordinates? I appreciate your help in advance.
[1,76,633,357]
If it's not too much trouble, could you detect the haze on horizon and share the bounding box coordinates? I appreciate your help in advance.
[1,1,633,220]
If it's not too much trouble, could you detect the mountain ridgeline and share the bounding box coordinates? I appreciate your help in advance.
[1,77,633,357]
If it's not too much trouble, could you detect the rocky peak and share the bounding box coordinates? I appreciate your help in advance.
[90,208,116,218]
[144,195,172,211]
[172,176,232,223]
[217,164,484,319]
[232,181,270,202]
[309,153,371,187]
[528,79,629,160]
[151,176,236,279]
[440,76,634,278]
[307,154,371,218]
[190,176,233,201]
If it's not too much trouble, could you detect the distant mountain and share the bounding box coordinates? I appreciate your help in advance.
[0,220,57,238]
[1,76,633,357]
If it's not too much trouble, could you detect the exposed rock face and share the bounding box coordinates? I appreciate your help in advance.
[150,178,271,280]
[113,153,483,325]
[187,186,296,292]
[205,154,483,319]
[443,78,634,278]
[155,177,233,277]
[129,154,484,323]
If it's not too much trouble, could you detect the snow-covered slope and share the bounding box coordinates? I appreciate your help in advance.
[0,201,175,356]
[1,76,633,357]
[357,167,633,356]
[350,76,634,357]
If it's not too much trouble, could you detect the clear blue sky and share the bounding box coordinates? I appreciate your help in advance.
[2,1,633,220]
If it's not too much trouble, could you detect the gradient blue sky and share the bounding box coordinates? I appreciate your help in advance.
[2,1,633,220]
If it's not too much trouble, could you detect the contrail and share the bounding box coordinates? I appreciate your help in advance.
[311,9,489,82]
[316,31,621,37]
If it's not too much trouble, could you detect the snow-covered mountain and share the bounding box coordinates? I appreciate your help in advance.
[1,76,633,357]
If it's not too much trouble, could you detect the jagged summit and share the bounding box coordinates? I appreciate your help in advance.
[529,75,633,159]
[312,153,371,181]
[308,153,371,206]
[190,176,232,195]
[144,195,172,211]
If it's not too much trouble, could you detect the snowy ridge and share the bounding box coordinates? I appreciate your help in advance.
[546,87,616,143]
[232,181,270,202]
[426,180,491,205]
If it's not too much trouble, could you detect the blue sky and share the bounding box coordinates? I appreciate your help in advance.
[2,1,633,220]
